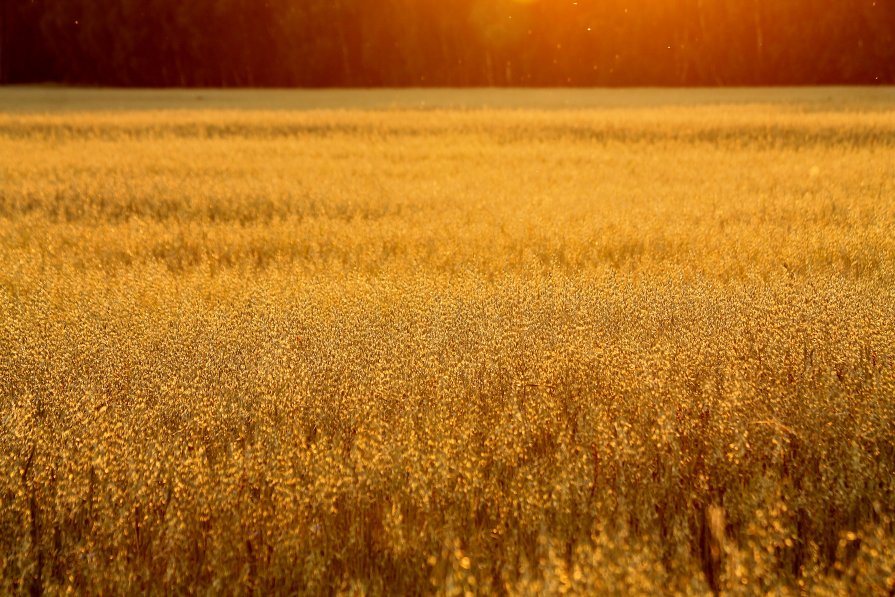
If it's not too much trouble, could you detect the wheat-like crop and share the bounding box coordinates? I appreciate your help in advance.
[1,89,894,595]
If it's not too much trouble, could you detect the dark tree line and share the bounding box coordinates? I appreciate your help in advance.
[3,0,894,86]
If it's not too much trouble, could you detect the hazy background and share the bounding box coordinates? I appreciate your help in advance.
[3,0,894,87]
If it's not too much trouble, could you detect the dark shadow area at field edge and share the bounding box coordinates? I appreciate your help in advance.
[2,86,895,113]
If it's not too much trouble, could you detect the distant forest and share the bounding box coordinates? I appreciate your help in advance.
[3,0,894,87]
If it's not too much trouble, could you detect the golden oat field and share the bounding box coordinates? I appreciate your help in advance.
[1,87,894,595]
